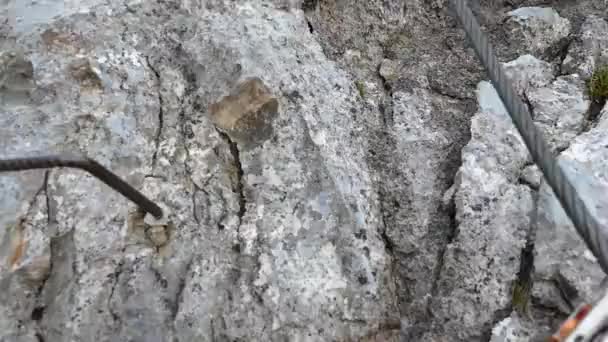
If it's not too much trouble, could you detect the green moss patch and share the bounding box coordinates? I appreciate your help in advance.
[588,64,608,101]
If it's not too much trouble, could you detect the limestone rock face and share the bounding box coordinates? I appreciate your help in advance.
[506,7,572,57]
[1,1,397,341]
[1,1,608,342]
[562,15,608,79]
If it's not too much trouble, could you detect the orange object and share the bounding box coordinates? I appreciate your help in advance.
[549,304,593,341]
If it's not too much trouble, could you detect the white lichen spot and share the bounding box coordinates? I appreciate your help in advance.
[158,137,179,166]
[266,285,280,306]
[126,50,142,67]
[272,316,281,330]
[311,130,326,146]
[239,222,258,255]
[254,253,272,287]
[583,250,597,262]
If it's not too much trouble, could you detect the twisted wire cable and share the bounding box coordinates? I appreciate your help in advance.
[449,0,608,275]
[0,154,163,219]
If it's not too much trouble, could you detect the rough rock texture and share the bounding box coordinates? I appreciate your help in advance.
[425,58,542,341]
[532,111,608,313]
[2,0,608,342]
[490,313,548,342]
[506,7,571,57]
[305,3,484,339]
[562,15,608,79]
[526,74,589,152]
[1,1,397,341]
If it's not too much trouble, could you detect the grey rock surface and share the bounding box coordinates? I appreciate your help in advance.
[506,7,571,57]
[562,15,608,79]
[490,313,549,342]
[1,1,608,342]
[425,49,603,341]
[425,61,539,341]
[527,74,589,152]
[532,111,608,313]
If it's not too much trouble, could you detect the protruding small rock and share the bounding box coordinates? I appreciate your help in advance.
[14,255,51,287]
[143,204,171,247]
[210,77,279,148]
[378,58,400,84]
[146,225,169,247]
[506,7,571,56]
[69,57,104,89]
[519,165,541,190]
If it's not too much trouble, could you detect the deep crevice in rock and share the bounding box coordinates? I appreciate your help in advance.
[379,213,395,255]
[377,67,393,97]
[43,171,53,225]
[31,306,45,321]
[377,67,395,127]
[174,72,200,227]
[192,187,201,225]
[554,272,578,312]
[306,18,314,34]
[145,56,165,170]
[542,35,574,76]
[428,184,459,323]
[522,90,535,119]
[582,98,606,133]
[216,130,246,225]
[24,177,48,219]
[513,188,539,316]
[556,38,573,76]
[30,174,53,300]
[428,81,469,101]
[513,237,536,309]
[170,257,194,322]
[108,260,125,325]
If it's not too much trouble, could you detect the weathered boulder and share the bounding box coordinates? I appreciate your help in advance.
[562,15,608,79]
[506,7,571,58]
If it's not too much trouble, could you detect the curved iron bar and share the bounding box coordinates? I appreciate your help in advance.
[0,154,163,219]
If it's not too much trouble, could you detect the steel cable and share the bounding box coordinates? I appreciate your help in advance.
[0,154,163,219]
[449,0,608,274]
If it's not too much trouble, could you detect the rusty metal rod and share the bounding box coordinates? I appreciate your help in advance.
[0,154,163,219]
